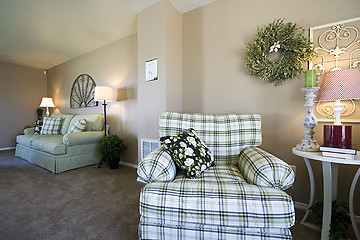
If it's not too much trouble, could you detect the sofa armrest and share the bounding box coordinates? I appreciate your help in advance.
[237,147,295,190]
[24,128,35,135]
[137,145,177,183]
[63,131,104,146]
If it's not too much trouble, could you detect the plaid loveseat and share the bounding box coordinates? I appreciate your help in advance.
[138,112,295,239]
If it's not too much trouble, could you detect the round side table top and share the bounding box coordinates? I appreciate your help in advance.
[292,148,360,165]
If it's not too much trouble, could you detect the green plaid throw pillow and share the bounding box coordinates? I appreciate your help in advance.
[40,117,63,135]
[67,119,87,133]
[160,128,214,179]
[137,145,177,183]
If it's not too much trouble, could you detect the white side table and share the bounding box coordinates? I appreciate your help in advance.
[292,148,360,240]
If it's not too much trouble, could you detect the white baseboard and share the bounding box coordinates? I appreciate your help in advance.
[0,147,15,151]
[294,201,360,223]
[119,161,138,169]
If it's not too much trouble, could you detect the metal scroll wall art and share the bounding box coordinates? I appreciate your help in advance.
[70,74,98,108]
[309,17,360,121]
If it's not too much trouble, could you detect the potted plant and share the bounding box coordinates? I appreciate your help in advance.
[309,200,351,240]
[99,134,127,169]
[36,107,43,120]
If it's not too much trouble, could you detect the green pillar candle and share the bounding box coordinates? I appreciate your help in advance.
[305,69,316,87]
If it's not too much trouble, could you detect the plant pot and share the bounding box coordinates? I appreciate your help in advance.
[108,159,119,169]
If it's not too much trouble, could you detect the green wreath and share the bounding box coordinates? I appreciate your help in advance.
[245,19,316,86]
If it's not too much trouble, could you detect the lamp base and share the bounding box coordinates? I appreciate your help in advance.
[296,138,320,152]
[323,125,352,149]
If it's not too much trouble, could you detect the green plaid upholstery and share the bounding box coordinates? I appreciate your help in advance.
[139,221,292,239]
[137,146,177,183]
[40,117,63,135]
[238,147,295,190]
[159,112,262,165]
[139,165,295,236]
[139,112,294,239]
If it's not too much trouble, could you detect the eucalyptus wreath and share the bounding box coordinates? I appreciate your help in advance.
[245,19,316,86]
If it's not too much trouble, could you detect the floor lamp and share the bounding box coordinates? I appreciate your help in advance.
[94,86,114,167]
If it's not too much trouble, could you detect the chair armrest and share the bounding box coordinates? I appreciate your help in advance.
[24,128,35,135]
[137,145,176,183]
[237,147,295,190]
[63,131,104,146]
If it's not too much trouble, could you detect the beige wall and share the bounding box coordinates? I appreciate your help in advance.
[182,0,360,209]
[137,1,182,159]
[0,61,46,149]
[47,34,138,164]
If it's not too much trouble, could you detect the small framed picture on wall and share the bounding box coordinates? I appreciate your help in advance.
[145,58,158,81]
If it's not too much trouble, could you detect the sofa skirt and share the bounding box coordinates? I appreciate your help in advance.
[139,217,292,240]
[15,144,101,174]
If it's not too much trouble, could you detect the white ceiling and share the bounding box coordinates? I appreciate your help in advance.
[0,0,215,70]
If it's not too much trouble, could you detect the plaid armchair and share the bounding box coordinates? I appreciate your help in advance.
[138,112,295,239]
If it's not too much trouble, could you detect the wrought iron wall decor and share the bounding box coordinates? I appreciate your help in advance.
[310,17,360,72]
[310,17,360,122]
[70,74,98,108]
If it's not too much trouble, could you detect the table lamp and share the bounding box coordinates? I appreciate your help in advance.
[315,69,360,125]
[39,97,55,117]
[315,69,360,148]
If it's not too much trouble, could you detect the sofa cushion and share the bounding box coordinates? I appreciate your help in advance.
[40,117,63,135]
[67,119,87,133]
[31,136,66,155]
[137,145,177,183]
[16,135,41,147]
[160,128,214,179]
[140,165,295,229]
[68,114,103,131]
[50,114,75,135]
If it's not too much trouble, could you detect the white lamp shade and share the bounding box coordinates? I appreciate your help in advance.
[94,86,114,102]
[39,97,55,108]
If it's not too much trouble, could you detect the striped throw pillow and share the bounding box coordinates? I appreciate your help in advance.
[68,119,87,133]
[40,117,63,135]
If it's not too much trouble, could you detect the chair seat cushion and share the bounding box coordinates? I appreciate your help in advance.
[140,165,295,229]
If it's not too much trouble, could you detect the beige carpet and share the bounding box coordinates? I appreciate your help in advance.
[0,150,144,240]
[0,149,355,239]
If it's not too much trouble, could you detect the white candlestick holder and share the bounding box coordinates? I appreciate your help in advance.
[296,87,320,152]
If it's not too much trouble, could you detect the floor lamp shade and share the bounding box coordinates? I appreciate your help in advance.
[94,86,114,102]
[39,97,55,117]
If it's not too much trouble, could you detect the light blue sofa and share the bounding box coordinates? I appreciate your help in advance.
[15,114,105,173]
